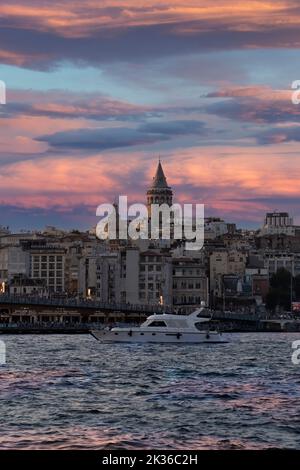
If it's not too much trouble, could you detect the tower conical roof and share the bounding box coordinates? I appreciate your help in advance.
[151,160,169,188]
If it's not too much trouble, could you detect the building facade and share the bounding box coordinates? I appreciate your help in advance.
[30,246,65,293]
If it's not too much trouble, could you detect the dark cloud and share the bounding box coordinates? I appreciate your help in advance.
[2,18,300,70]
[206,98,300,124]
[255,126,300,144]
[223,196,300,204]
[36,120,205,150]
[138,120,204,135]
[36,127,165,150]
[0,203,97,231]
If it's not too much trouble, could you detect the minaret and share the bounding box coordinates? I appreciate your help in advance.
[147,158,173,215]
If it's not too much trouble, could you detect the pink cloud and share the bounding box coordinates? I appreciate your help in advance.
[0,145,299,224]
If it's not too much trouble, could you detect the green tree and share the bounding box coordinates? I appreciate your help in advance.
[294,274,300,300]
[266,268,292,311]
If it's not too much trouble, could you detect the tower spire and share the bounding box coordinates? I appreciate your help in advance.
[152,159,169,189]
[146,158,173,214]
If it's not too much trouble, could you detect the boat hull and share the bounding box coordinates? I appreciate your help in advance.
[90,329,228,344]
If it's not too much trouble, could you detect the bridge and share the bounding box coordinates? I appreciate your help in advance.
[200,310,300,331]
[0,293,169,315]
[0,294,299,332]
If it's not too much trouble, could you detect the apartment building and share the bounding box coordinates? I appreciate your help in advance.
[30,246,65,293]
[210,249,247,297]
[172,256,207,311]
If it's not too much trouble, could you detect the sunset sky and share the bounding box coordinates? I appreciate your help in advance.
[0,0,300,230]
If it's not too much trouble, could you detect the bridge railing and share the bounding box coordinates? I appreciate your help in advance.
[0,293,169,314]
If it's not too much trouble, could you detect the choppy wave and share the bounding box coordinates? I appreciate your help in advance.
[0,333,299,449]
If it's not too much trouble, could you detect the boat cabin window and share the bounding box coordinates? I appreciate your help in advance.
[195,322,208,331]
[148,320,167,327]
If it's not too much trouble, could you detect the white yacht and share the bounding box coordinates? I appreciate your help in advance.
[90,306,228,344]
